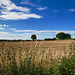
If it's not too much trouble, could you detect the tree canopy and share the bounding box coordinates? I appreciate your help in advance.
[65,33,71,39]
[31,34,37,41]
[56,32,71,39]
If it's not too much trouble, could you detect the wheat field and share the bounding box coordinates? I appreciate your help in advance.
[0,40,74,66]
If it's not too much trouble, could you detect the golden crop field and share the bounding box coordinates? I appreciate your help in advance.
[0,40,74,66]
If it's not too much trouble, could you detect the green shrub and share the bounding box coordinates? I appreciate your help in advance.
[53,43,75,75]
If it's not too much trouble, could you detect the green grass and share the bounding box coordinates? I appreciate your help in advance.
[0,43,75,75]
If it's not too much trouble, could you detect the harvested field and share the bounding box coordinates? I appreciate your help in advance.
[0,40,74,65]
[0,40,73,50]
[0,40,75,75]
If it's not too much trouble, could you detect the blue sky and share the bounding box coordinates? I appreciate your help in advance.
[0,0,75,40]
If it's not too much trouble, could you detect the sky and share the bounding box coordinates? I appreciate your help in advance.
[0,0,75,40]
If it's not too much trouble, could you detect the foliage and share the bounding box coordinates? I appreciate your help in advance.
[56,32,71,39]
[44,38,56,41]
[53,46,75,75]
[65,33,71,39]
[52,38,56,40]
[31,34,37,41]
[56,32,65,39]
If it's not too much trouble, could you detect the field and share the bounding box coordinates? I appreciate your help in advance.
[0,40,75,75]
[0,40,74,65]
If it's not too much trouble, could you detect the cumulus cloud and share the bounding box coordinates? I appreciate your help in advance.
[0,0,42,20]
[0,12,42,20]
[0,0,30,12]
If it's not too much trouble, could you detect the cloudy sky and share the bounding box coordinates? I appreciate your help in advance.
[0,0,75,40]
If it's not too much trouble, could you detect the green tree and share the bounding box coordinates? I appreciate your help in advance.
[65,33,71,39]
[31,34,37,41]
[56,32,71,40]
[56,32,65,39]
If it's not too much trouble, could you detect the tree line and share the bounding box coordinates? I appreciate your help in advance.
[0,32,72,41]
[31,32,71,41]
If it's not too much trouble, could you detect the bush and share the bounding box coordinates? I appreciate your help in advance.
[53,43,75,75]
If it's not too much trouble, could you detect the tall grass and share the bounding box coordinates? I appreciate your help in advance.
[0,42,75,75]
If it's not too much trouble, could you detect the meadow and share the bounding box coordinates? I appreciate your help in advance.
[0,40,75,75]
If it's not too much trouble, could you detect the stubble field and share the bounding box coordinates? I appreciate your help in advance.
[0,40,75,75]
[0,40,74,65]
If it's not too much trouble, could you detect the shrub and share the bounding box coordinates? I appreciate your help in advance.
[53,43,75,75]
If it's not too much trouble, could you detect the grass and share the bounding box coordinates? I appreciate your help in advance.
[0,41,75,75]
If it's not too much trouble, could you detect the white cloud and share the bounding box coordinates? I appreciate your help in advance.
[3,24,8,27]
[0,24,8,30]
[0,29,75,40]
[10,28,37,32]
[37,7,47,10]
[0,33,31,40]
[0,12,42,20]
[0,0,30,12]
[0,24,8,27]
[0,32,9,34]
[0,0,42,20]
[21,0,36,7]
[69,9,75,12]
[10,28,75,34]
[0,28,4,30]
[1,27,75,40]
[21,0,47,11]
[38,30,75,34]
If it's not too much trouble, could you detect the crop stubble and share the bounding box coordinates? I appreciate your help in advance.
[0,40,74,65]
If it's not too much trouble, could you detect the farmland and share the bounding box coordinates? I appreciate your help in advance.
[0,40,74,62]
[0,40,75,75]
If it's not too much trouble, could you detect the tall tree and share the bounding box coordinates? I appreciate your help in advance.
[65,33,71,39]
[31,34,37,41]
[56,32,65,39]
[56,32,71,39]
